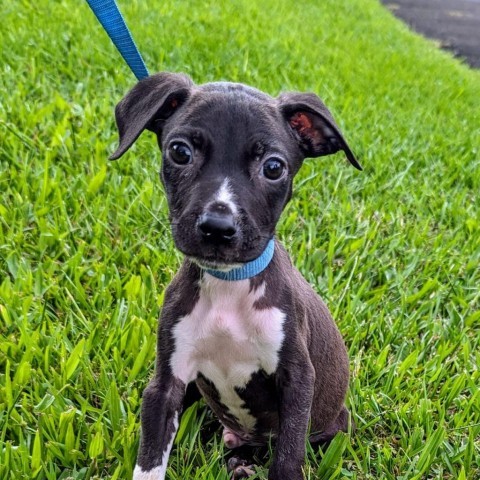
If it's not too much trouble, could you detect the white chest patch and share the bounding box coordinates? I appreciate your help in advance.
[170,275,285,430]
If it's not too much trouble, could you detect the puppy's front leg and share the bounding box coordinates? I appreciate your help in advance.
[269,351,315,480]
[133,374,185,480]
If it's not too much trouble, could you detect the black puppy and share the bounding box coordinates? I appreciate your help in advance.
[110,72,361,480]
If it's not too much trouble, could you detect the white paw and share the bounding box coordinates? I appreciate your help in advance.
[133,464,166,480]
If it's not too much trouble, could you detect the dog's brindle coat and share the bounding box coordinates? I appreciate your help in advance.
[111,72,361,480]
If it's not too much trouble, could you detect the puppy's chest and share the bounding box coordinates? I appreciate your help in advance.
[170,276,285,390]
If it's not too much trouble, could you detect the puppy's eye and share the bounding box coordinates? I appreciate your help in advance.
[262,157,286,181]
[169,142,192,165]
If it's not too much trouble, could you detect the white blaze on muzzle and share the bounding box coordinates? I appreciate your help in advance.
[214,178,238,215]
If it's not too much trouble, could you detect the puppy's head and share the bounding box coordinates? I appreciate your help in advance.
[111,72,361,268]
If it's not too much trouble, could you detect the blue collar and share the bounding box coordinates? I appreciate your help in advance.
[204,238,275,281]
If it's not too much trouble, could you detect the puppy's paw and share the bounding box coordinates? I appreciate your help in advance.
[228,457,256,479]
[133,464,164,480]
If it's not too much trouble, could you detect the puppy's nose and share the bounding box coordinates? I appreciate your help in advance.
[198,207,237,243]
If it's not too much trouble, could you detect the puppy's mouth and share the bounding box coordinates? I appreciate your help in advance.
[177,243,254,268]
[188,257,243,271]
[172,233,269,268]
[170,215,271,266]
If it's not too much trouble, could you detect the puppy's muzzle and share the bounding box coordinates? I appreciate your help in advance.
[198,202,237,245]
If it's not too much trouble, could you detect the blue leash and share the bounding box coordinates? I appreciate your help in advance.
[86,0,149,80]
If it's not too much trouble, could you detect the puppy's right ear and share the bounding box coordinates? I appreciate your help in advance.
[110,72,194,160]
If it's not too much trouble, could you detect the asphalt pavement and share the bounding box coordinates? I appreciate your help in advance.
[381,0,480,68]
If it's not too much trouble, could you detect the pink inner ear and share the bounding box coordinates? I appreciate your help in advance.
[290,112,313,134]
[289,112,323,145]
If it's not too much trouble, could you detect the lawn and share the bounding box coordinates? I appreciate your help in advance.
[1,0,479,479]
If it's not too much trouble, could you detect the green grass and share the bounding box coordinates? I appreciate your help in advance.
[1,0,479,478]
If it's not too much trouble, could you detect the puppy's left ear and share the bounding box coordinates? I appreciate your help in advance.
[110,72,194,160]
[278,92,362,170]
